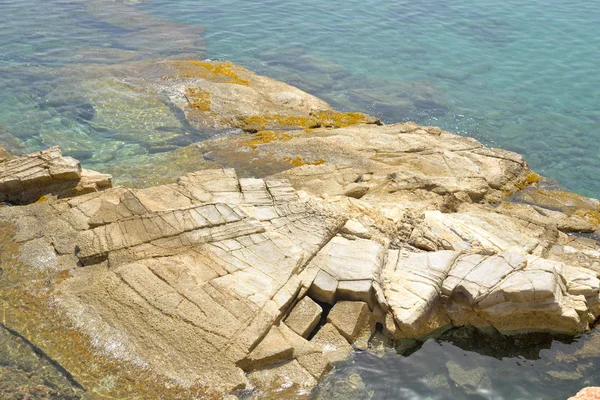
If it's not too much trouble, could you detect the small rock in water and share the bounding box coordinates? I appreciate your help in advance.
[446,361,492,397]
[313,371,373,400]
[422,372,451,390]
[546,370,583,381]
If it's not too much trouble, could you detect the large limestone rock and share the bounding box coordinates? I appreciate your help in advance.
[59,59,377,137]
[2,135,599,398]
[242,122,533,205]
[0,166,347,396]
[383,248,599,338]
[159,60,379,132]
[40,58,379,188]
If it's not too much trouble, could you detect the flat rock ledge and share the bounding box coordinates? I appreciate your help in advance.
[1,137,599,398]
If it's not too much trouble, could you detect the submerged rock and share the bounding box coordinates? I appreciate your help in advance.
[313,371,373,400]
[0,325,84,399]
[446,360,492,397]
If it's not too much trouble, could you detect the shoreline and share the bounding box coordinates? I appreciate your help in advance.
[1,2,600,397]
[0,61,599,397]
[3,0,600,199]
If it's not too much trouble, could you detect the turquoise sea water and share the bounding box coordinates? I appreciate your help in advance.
[1,0,600,398]
[1,0,599,197]
[141,0,600,197]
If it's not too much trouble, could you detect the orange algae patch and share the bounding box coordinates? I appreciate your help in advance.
[167,60,250,86]
[185,87,211,111]
[241,111,374,132]
[283,156,325,167]
[246,130,293,149]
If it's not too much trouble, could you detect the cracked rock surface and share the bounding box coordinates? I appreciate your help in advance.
[0,70,599,398]
[0,146,111,204]
[1,126,600,398]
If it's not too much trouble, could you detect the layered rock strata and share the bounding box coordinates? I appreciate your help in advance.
[0,147,111,204]
[2,140,599,398]
[0,63,599,398]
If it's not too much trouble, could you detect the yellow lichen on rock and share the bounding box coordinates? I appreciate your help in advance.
[246,130,293,149]
[34,194,58,204]
[185,87,211,111]
[241,111,376,132]
[573,209,600,229]
[283,156,325,167]
[516,172,542,190]
[531,189,600,213]
[167,60,250,85]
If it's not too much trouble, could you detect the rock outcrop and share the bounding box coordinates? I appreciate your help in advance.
[158,60,379,132]
[383,249,598,338]
[1,62,599,399]
[0,146,111,204]
[2,140,599,397]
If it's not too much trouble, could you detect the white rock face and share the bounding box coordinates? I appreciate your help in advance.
[306,235,385,308]
[383,248,600,338]
[383,250,457,337]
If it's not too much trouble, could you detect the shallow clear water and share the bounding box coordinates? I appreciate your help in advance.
[1,0,600,397]
[0,324,83,399]
[0,0,599,196]
[140,0,600,198]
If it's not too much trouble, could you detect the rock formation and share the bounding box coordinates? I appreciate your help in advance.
[0,146,111,204]
[0,62,599,398]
